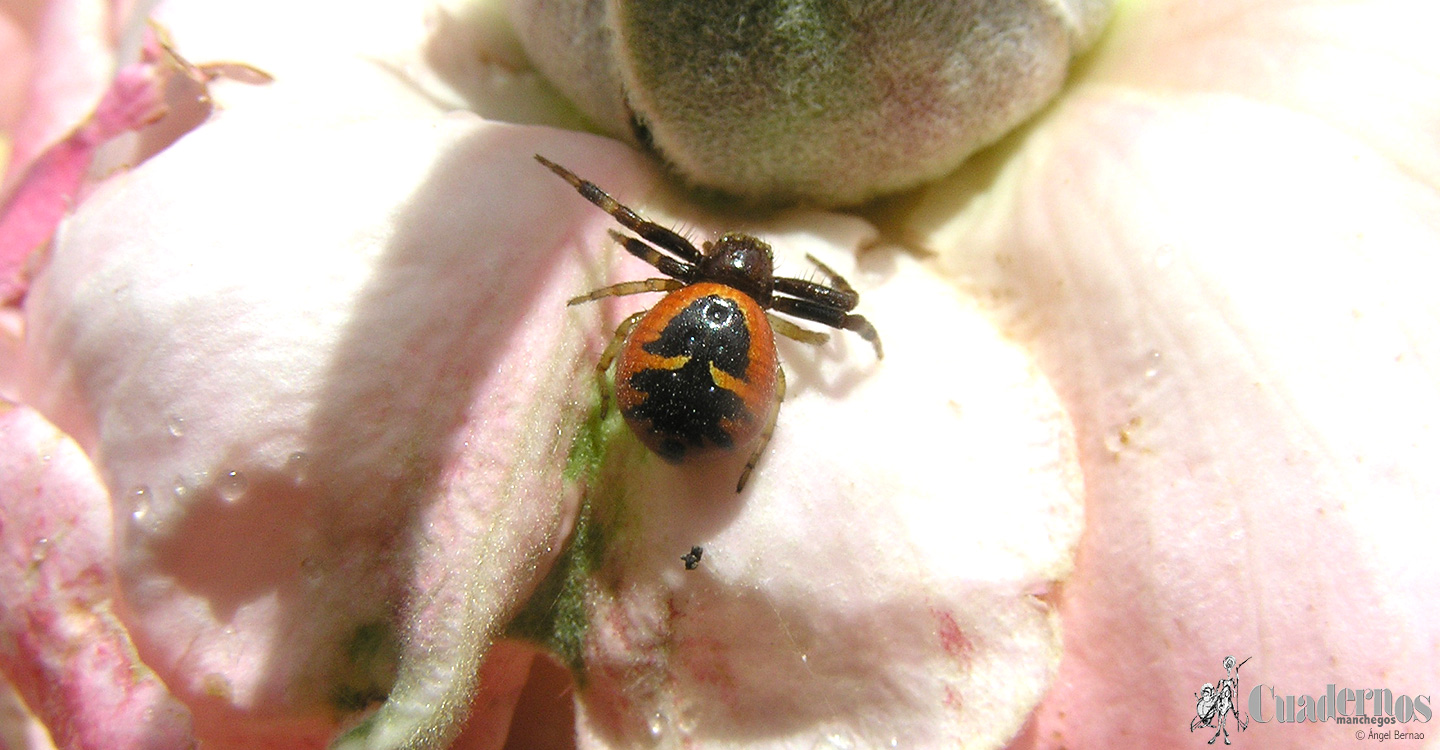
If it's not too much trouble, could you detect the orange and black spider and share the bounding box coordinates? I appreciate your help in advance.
[537,155,882,492]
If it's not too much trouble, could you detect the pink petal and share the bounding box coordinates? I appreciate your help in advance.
[899,1,1440,746]
[0,400,195,749]
[21,107,644,746]
[0,59,166,303]
[1,0,120,193]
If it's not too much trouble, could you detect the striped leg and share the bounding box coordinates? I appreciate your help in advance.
[568,278,683,306]
[595,311,646,415]
[768,314,829,346]
[535,155,703,262]
[770,296,883,359]
[607,231,695,280]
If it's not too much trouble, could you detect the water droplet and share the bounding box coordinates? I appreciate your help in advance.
[31,537,52,563]
[130,486,161,532]
[285,451,311,484]
[300,557,323,582]
[813,732,856,750]
[166,415,185,438]
[130,485,151,512]
[647,712,665,739]
[172,476,190,501]
[1144,350,1162,379]
[217,470,248,501]
[1153,244,1175,270]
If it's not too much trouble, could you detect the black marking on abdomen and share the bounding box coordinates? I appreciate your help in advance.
[626,294,755,460]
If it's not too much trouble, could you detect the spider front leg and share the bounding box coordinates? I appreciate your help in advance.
[606,230,695,280]
[535,155,703,262]
[804,254,856,293]
[567,278,683,306]
[771,296,883,359]
[772,254,861,310]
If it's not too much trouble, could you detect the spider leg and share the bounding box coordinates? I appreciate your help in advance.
[594,310,646,416]
[772,276,858,310]
[737,366,785,492]
[607,230,695,280]
[773,255,865,309]
[536,155,703,262]
[804,253,855,292]
[568,278,684,306]
[771,296,883,359]
[767,314,829,346]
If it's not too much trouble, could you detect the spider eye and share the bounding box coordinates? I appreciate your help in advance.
[704,300,735,326]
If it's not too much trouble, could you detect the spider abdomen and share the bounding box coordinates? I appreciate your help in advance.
[615,283,777,463]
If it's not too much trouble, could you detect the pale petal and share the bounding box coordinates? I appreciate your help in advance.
[1,0,119,191]
[21,104,645,746]
[896,0,1440,746]
[0,400,195,749]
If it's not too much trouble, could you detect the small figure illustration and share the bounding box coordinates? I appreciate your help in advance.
[1191,655,1251,745]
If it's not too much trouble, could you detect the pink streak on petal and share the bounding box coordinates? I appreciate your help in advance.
[0,61,165,304]
[0,401,196,749]
[2,0,116,193]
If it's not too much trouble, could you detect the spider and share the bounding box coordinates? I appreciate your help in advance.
[537,155,882,491]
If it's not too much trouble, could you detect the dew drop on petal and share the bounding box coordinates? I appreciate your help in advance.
[300,556,323,583]
[814,732,856,750]
[172,476,190,501]
[30,537,51,564]
[1153,243,1175,270]
[131,485,151,513]
[285,451,311,484]
[130,485,160,532]
[217,470,248,501]
[166,415,185,438]
[1144,350,1162,380]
